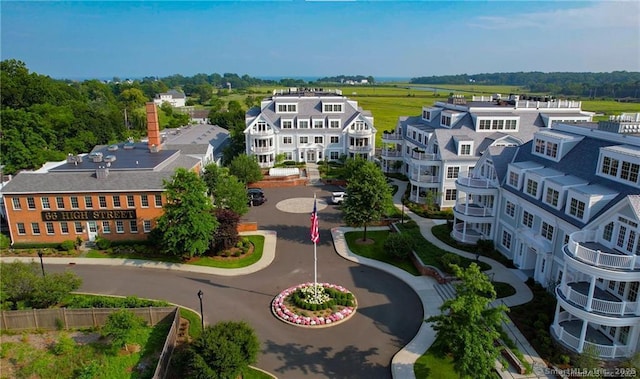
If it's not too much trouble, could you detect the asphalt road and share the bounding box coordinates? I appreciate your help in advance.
[49,185,424,379]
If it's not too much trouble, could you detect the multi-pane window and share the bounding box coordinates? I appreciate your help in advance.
[283,152,293,160]
[545,188,559,207]
[628,282,638,302]
[541,222,554,241]
[601,156,620,176]
[569,198,585,219]
[323,104,343,112]
[479,119,491,130]
[155,195,162,207]
[27,197,36,209]
[329,120,340,128]
[330,151,339,160]
[116,221,124,233]
[441,115,451,126]
[130,220,138,233]
[113,195,121,208]
[41,197,51,209]
[522,211,534,228]
[99,196,107,208]
[60,222,69,234]
[74,222,83,234]
[12,198,21,210]
[56,196,65,209]
[619,326,630,345]
[299,136,308,144]
[603,222,614,241]
[17,223,26,235]
[31,222,41,235]
[620,161,640,184]
[505,201,515,218]
[46,222,55,235]
[445,189,457,201]
[143,220,152,233]
[71,197,79,209]
[298,120,309,129]
[502,230,512,249]
[546,142,558,158]
[141,195,149,207]
[102,221,111,234]
[313,120,324,129]
[283,137,292,144]
[84,196,93,208]
[534,139,558,158]
[460,144,471,155]
[127,195,135,207]
[277,104,296,113]
[564,234,571,245]
[446,167,460,179]
[526,179,538,197]
[535,139,545,154]
[314,136,323,144]
[508,172,519,187]
[281,120,293,129]
[330,136,339,144]
[504,120,517,130]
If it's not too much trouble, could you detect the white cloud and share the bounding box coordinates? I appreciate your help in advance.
[470,2,639,30]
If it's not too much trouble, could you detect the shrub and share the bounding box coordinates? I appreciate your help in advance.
[101,309,147,353]
[439,252,461,269]
[95,237,111,250]
[384,233,414,260]
[59,240,76,252]
[50,333,76,355]
[0,233,10,249]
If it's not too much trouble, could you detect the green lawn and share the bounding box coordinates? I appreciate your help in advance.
[344,230,420,276]
[86,235,264,269]
[493,282,517,299]
[414,338,473,379]
[430,224,515,268]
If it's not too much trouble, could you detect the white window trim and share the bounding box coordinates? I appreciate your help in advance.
[525,177,540,199]
[542,184,562,210]
[328,119,341,129]
[276,103,297,113]
[565,194,588,221]
[281,119,294,129]
[297,119,310,129]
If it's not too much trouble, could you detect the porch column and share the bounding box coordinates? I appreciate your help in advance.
[462,219,467,242]
[464,193,470,214]
[626,325,640,357]
[577,320,589,352]
[551,302,562,337]
[586,275,597,311]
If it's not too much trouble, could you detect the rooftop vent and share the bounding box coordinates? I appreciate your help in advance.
[107,144,119,151]
[90,152,103,163]
[104,155,117,163]
[96,166,109,179]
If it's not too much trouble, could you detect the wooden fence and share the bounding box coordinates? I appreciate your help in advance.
[152,308,180,379]
[0,306,177,331]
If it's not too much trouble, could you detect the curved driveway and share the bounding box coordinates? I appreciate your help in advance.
[46,185,424,379]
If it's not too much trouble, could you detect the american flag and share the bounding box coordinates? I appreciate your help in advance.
[310,196,319,244]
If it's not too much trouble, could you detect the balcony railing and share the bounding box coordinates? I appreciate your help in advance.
[451,223,482,244]
[409,172,439,183]
[410,151,438,161]
[557,284,639,316]
[381,133,403,141]
[567,230,639,270]
[349,145,372,152]
[456,177,496,189]
[251,129,274,135]
[552,322,629,359]
[381,150,402,157]
[348,128,372,135]
[454,203,493,217]
[252,146,275,153]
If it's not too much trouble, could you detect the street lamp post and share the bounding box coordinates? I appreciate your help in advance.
[37,250,45,277]
[197,290,204,330]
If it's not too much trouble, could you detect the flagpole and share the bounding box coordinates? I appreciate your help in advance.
[314,236,318,300]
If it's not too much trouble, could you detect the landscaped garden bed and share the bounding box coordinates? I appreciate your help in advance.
[271,283,357,327]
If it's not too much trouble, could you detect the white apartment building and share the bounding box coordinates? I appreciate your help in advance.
[382,94,593,208]
[244,88,376,168]
[453,114,640,359]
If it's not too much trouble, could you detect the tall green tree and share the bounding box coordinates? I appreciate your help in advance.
[203,163,249,216]
[228,154,263,185]
[188,321,260,379]
[426,263,508,379]
[342,160,392,241]
[155,168,218,258]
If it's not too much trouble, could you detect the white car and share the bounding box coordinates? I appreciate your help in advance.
[331,192,347,205]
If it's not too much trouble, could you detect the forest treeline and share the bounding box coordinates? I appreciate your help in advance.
[411,71,640,98]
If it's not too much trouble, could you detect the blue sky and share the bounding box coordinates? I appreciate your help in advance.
[1,1,639,80]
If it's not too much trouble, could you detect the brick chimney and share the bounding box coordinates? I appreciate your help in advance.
[146,102,161,152]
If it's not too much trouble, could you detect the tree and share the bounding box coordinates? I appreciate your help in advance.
[203,163,249,216]
[0,261,82,310]
[342,160,392,241]
[426,263,508,379]
[228,154,263,185]
[155,168,218,258]
[101,309,146,353]
[211,209,241,253]
[188,321,259,379]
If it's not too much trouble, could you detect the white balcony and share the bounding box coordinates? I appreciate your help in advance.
[409,172,439,183]
[348,128,373,136]
[381,150,403,158]
[451,223,482,244]
[381,133,403,142]
[456,176,497,189]
[552,315,631,359]
[557,283,639,316]
[454,203,493,217]
[410,151,438,161]
[348,145,372,152]
[252,146,275,153]
[251,129,274,135]
[566,230,640,271]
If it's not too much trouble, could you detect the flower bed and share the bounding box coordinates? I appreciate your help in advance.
[271,282,357,328]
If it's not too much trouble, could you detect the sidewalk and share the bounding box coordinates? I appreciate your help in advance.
[0,230,277,277]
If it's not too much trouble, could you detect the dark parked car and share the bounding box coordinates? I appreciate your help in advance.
[248,188,266,206]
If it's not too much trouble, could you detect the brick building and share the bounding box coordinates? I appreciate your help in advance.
[1,103,225,245]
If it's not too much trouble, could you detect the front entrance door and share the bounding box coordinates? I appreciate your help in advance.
[307,151,316,162]
[87,221,98,242]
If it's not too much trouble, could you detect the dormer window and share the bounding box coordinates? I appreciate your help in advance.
[477,118,519,131]
[525,178,539,198]
[313,119,324,129]
[254,121,269,132]
[533,138,558,159]
[441,115,451,127]
[598,147,640,186]
[508,171,520,188]
[329,119,340,128]
[423,110,430,120]
[544,187,560,208]
[352,121,368,131]
[277,103,297,113]
[568,197,586,220]
[460,144,471,155]
[323,103,343,113]
[281,119,293,129]
[298,119,309,129]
